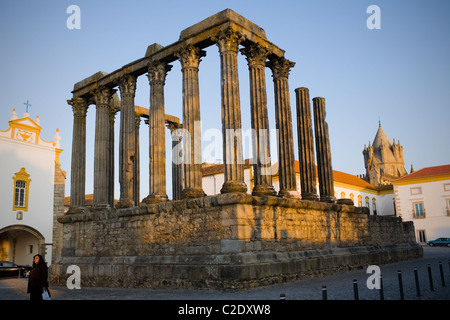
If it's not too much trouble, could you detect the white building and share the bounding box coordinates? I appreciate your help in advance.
[0,109,65,266]
[393,165,450,244]
[202,160,395,216]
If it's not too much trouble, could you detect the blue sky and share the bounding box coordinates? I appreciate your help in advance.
[1,0,449,198]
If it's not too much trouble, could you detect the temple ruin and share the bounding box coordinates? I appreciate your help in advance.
[50,9,422,289]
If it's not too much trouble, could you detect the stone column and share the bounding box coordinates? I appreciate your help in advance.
[313,97,335,202]
[212,27,247,194]
[133,114,141,206]
[145,61,172,203]
[175,45,206,199]
[109,105,119,207]
[267,57,299,198]
[167,121,183,201]
[93,86,115,209]
[241,44,276,196]
[67,97,88,213]
[117,74,137,208]
[295,87,319,201]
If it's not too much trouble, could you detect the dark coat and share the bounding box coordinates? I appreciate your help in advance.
[27,262,49,294]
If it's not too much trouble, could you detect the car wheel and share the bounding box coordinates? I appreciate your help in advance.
[429,243,434,246]
[23,270,30,278]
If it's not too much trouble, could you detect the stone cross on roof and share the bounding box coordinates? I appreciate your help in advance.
[24,100,31,113]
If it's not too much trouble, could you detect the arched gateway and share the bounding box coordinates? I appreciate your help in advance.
[0,225,46,266]
[51,9,422,289]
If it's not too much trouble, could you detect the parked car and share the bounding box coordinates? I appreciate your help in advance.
[0,261,32,278]
[427,237,450,247]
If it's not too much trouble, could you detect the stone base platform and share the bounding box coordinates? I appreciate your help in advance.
[50,193,423,289]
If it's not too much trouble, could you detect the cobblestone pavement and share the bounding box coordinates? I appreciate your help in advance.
[1,247,449,301]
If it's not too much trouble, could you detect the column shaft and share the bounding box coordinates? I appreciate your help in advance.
[68,98,88,213]
[133,115,141,205]
[313,97,335,202]
[145,61,172,203]
[118,74,137,208]
[176,45,206,198]
[295,87,319,200]
[93,86,114,208]
[241,44,276,196]
[109,106,118,207]
[213,28,247,194]
[267,57,299,197]
[167,122,183,200]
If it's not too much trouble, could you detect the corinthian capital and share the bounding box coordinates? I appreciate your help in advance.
[240,44,270,68]
[147,60,172,85]
[67,97,88,117]
[212,27,244,54]
[175,45,206,69]
[93,86,115,106]
[267,57,296,80]
[119,74,137,97]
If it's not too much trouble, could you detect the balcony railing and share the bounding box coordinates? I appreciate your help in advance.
[413,209,426,219]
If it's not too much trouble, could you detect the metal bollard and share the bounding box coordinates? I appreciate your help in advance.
[397,270,404,300]
[353,279,359,300]
[414,267,421,297]
[427,264,434,291]
[322,285,327,300]
[379,274,384,300]
[439,261,446,287]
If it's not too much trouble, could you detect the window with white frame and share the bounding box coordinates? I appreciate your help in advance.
[15,180,26,207]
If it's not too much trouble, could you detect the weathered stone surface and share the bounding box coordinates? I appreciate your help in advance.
[179,9,267,41]
[50,194,422,289]
[295,87,319,201]
[313,97,335,202]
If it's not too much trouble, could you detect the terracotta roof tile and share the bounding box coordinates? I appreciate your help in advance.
[394,164,450,181]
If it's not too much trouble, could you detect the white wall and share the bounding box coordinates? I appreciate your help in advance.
[0,130,56,264]
[395,179,450,242]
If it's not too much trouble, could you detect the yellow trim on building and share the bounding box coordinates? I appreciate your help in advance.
[12,168,31,212]
[392,174,450,186]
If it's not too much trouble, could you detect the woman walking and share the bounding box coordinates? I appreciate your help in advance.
[27,254,49,300]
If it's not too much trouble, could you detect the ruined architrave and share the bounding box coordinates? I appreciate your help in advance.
[52,9,422,290]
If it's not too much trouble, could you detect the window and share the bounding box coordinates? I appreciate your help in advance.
[417,230,426,243]
[372,198,377,215]
[15,181,26,207]
[12,168,31,211]
[444,183,450,192]
[410,187,422,195]
[446,199,450,216]
[413,202,425,218]
[365,196,370,208]
[358,195,362,207]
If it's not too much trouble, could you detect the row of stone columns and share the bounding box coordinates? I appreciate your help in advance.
[295,87,335,202]
[68,27,336,213]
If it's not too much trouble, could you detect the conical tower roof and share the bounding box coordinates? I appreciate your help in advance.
[372,123,392,148]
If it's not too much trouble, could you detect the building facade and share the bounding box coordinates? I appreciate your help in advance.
[202,160,395,216]
[393,165,450,244]
[0,109,65,266]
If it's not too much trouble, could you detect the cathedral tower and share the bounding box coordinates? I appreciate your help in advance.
[363,123,407,186]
